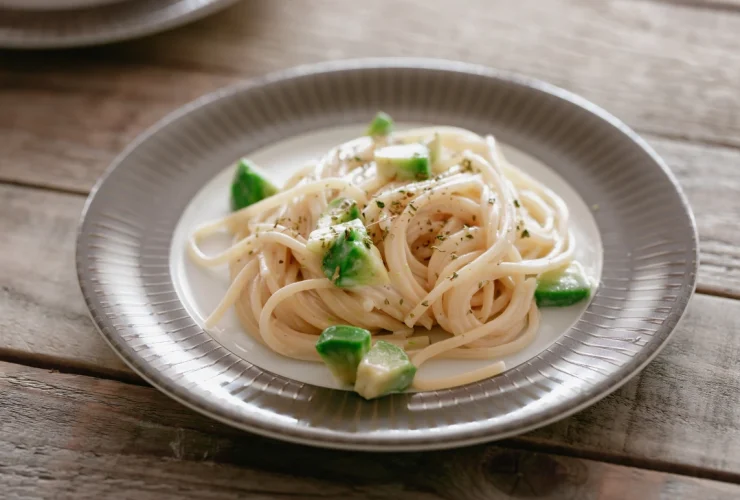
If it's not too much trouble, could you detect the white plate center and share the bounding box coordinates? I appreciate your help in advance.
[170,124,604,390]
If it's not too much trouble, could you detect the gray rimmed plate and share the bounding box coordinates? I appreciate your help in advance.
[76,59,698,451]
[0,0,239,49]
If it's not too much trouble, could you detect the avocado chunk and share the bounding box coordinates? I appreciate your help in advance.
[307,220,389,287]
[317,197,361,228]
[375,143,431,181]
[316,325,372,385]
[366,111,394,137]
[535,262,592,307]
[354,341,417,399]
[230,159,279,211]
[307,219,359,254]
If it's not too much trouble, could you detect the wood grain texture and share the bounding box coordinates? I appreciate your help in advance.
[0,62,234,194]
[4,0,740,189]
[2,360,738,500]
[113,0,740,148]
[650,138,740,297]
[526,292,740,479]
[1,0,740,493]
[3,0,739,146]
[0,184,132,379]
[1,1,739,296]
[1,183,740,478]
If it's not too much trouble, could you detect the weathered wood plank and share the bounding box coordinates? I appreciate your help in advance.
[650,138,740,297]
[2,1,739,295]
[2,361,738,500]
[526,292,740,478]
[0,62,234,194]
[2,183,740,477]
[3,0,740,190]
[2,3,739,293]
[2,0,739,487]
[0,185,132,379]
[4,0,739,146]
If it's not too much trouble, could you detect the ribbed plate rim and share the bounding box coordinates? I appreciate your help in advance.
[76,58,699,451]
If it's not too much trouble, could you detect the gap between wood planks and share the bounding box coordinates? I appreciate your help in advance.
[0,177,90,196]
[509,438,740,486]
[635,0,740,14]
[0,348,142,385]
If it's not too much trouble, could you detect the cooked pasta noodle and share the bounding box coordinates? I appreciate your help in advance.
[188,124,577,391]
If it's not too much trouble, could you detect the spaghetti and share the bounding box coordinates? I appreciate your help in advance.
[188,123,577,391]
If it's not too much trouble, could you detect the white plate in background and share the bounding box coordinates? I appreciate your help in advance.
[0,0,125,10]
[0,0,239,49]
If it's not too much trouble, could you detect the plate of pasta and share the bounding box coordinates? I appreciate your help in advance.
[77,59,697,450]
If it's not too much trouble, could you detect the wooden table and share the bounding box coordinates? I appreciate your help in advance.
[2,1,740,498]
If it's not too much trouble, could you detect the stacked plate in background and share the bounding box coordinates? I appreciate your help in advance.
[0,0,239,48]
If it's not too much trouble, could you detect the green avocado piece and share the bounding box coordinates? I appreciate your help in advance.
[375,143,431,181]
[535,262,592,307]
[313,220,389,287]
[316,325,372,385]
[366,111,394,137]
[354,341,416,399]
[317,197,362,228]
[230,159,279,211]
